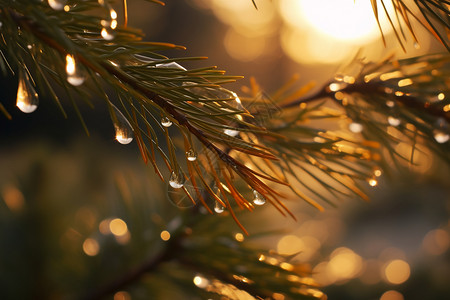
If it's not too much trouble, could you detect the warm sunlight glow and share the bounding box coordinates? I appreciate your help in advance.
[281,0,390,43]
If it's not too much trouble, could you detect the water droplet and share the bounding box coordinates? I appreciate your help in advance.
[252,190,266,206]
[186,149,197,161]
[167,182,197,208]
[48,0,67,10]
[334,73,344,82]
[349,122,363,133]
[109,8,118,20]
[65,54,85,86]
[388,116,401,127]
[328,82,347,92]
[224,128,239,137]
[101,27,115,40]
[193,274,210,289]
[433,130,449,144]
[374,168,382,177]
[16,70,38,113]
[231,91,245,111]
[384,87,394,94]
[111,105,133,144]
[386,100,395,108]
[161,117,172,127]
[169,171,184,189]
[368,178,378,187]
[214,200,225,213]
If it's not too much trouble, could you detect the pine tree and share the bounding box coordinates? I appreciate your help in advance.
[0,1,449,299]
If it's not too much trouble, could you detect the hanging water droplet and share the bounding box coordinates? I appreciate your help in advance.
[115,126,133,144]
[334,73,344,82]
[374,168,382,177]
[368,178,378,187]
[101,27,115,40]
[349,122,363,133]
[224,128,239,137]
[48,0,67,10]
[65,54,85,86]
[433,130,449,144]
[328,82,347,92]
[231,91,245,111]
[388,116,401,127]
[186,149,197,161]
[111,105,133,144]
[161,117,172,127]
[109,8,118,21]
[16,70,39,113]
[433,118,449,143]
[214,200,225,213]
[386,100,395,108]
[169,171,184,189]
[167,181,197,208]
[252,190,266,206]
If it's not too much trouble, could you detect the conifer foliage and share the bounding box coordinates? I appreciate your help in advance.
[0,1,449,299]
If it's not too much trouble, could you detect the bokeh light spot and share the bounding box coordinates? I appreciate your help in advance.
[114,291,131,300]
[224,29,266,61]
[422,229,450,255]
[380,290,404,300]
[83,238,100,256]
[383,259,410,284]
[160,230,171,241]
[109,218,128,237]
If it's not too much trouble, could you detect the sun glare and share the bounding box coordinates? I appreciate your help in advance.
[281,0,389,43]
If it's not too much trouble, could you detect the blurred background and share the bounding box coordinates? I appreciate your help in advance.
[1,1,449,299]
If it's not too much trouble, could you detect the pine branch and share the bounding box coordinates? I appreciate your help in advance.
[371,0,450,51]
[0,1,287,230]
[1,1,449,231]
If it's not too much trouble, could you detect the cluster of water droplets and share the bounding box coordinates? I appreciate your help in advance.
[98,1,118,41]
